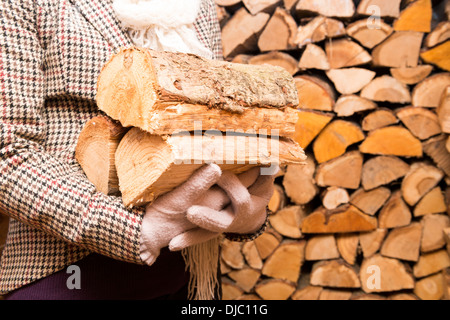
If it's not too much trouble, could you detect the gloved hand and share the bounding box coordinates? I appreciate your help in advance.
[169,167,277,251]
[140,163,222,266]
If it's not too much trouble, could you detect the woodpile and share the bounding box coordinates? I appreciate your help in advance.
[217,0,450,300]
[76,47,306,207]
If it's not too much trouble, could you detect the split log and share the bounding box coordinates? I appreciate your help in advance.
[334,95,377,117]
[401,162,444,206]
[294,16,346,48]
[310,260,361,288]
[380,222,422,262]
[295,0,355,18]
[322,187,350,210]
[282,157,318,205]
[346,19,393,49]
[390,65,433,85]
[115,128,306,206]
[294,75,335,111]
[221,8,270,58]
[325,39,372,69]
[350,187,391,216]
[414,273,445,300]
[357,0,402,18]
[360,75,411,104]
[221,239,245,269]
[253,231,281,259]
[351,293,386,300]
[438,86,450,133]
[254,279,296,300]
[258,7,297,52]
[359,229,388,258]
[269,206,305,238]
[360,254,415,293]
[222,279,244,300]
[372,31,423,68]
[315,151,363,189]
[291,286,323,300]
[320,289,353,300]
[336,233,359,265]
[396,107,441,140]
[420,214,450,253]
[361,156,410,190]
[241,241,263,270]
[220,258,232,275]
[388,293,419,300]
[305,235,340,261]
[261,241,306,283]
[268,184,287,213]
[313,120,365,164]
[420,41,450,72]
[293,110,333,149]
[378,190,412,229]
[75,116,128,195]
[325,68,376,95]
[236,294,263,301]
[298,44,330,70]
[97,47,300,136]
[424,21,450,48]
[361,109,399,131]
[422,135,450,176]
[359,126,423,157]
[301,204,377,234]
[412,73,450,108]
[243,0,281,15]
[413,249,450,278]
[414,187,447,217]
[393,0,432,33]
[228,268,261,293]
[248,51,299,75]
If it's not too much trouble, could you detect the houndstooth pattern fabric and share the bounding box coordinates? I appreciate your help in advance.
[0,0,223,294]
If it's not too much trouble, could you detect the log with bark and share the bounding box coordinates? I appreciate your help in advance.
[115,128,306,206]
[96,47,300,137]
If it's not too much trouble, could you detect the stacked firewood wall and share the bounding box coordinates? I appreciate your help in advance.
[217,0,450,300]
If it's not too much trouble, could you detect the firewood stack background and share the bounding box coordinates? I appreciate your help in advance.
[216,0,450,300]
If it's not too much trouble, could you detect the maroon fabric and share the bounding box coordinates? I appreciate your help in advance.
[4,248,189,300]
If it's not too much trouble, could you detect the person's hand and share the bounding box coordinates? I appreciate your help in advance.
[140,163,222,265]
[169,167,276,251]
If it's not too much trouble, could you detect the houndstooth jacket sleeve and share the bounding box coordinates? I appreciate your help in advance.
[0,0,223,293]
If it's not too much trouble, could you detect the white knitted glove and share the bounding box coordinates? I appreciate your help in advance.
[140,163,221,265]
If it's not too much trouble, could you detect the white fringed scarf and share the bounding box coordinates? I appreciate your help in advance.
[113,0,213,59]
[113,0,219,300]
